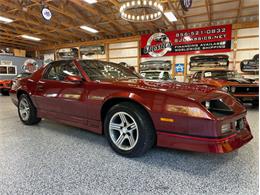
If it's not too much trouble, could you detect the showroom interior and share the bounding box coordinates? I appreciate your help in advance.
[0,0,259,194]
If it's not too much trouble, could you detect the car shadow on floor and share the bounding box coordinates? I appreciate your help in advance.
[36,119,239,177]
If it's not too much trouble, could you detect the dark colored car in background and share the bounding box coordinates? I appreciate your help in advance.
[190,55,229,71]
[240,54,259,72]
[189,69,259,105]
[10,60,252,157]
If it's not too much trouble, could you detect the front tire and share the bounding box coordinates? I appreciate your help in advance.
[104,102,155,157]
[18,94,41,125]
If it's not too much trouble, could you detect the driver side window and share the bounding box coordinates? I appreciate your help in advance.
[44,61,80,81]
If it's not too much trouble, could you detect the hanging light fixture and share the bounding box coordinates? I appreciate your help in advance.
[120,0,163,22]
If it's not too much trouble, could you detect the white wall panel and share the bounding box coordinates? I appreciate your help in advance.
[108,41,138,71]
[109,48,137,58]
[237,28,258,36]
[109,41,138,49]
[175,56,185,63]
[82,54,106,60]
[236,50,259,61]
[97,54,106,59]
[237,38,259,49]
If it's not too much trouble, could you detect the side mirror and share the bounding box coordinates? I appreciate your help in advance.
[65,75,83,83]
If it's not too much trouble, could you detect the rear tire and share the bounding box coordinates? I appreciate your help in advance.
[18,94,41,125]
[104,102,155,157]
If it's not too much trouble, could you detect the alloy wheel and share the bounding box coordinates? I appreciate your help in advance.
[19,98,30,121]
[109,112,139,151]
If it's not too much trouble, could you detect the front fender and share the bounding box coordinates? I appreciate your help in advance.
[103,91,153,112]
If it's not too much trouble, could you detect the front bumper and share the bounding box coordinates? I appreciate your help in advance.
[156,127,253,153]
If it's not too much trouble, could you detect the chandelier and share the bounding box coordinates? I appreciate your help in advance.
[120,0,164,22]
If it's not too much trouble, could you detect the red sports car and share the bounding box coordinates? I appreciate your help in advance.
[10,60,253,157]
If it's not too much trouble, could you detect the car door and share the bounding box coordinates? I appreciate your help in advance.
[34,60,87,122]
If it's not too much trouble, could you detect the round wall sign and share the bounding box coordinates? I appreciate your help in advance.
[143,33,172,57]
[180,0,192,11]
[41,7,52,21]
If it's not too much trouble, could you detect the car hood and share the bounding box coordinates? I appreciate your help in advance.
[214,77,255,84]
[99,79,218,101]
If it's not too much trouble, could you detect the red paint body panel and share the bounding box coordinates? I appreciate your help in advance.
[157,123,252,153]
[10,60,253,153]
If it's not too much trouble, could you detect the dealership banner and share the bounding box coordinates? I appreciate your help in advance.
[141,24,232,58]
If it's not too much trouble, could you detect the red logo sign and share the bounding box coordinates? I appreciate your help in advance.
[141,24,232,58]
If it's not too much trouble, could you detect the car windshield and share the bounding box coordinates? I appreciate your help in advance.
[142,72,160,79]
[79,60,140,81]
[204,71,242,79]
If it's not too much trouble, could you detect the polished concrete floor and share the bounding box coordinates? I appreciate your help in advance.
[0,95,258,194]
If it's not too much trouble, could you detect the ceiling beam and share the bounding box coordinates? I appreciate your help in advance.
[34,0,115,36]
[180,4,257,19]
[108,0,137,34]
[0,0,81,42]
[205,0,212,25]
[236,0,243,23]
[0,14,72,43]
[169,14,258,28]
[163,0,240,10]
[167,0,186,28]
[177,1,188,28]
[0,40,34,49]
[69,0,135,34]
[0,43,29,49]
[0,33,40,45]
[0,38,35,48]
[37,35,141,51]
[0,23,62,44]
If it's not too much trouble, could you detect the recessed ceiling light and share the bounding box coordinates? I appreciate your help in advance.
[21,35,41,41]
[83,0,97,4]
[80,25,98,33]
[0,16,13,23]
[164,11,177,22]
